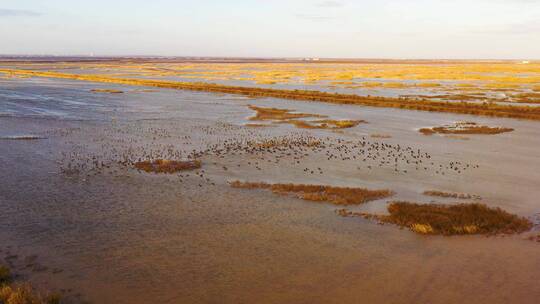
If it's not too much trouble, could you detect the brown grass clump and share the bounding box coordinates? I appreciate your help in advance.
[379,202,532,235]
[512,92,540,104]
[419,128,436,135]
[370,134,392,139]
[287,119,363,129]
[0,284,60,304]
[134,159,201,173]
[248,105,324,121]
[420,122,514,135]
[0,265,60,304]
[248,105,362,129]
[423,190,481,200]
[90,89,124,94]
[230,181,393,205]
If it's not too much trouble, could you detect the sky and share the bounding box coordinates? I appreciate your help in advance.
[0,0,539,59]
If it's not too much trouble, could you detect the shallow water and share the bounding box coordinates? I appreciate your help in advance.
[1,76,539,303]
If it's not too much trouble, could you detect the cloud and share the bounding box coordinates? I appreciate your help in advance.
[0,9,41,17]
[316,1,345,8]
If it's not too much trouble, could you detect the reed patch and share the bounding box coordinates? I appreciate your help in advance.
[420,121,514,135]
[248,105,363,130]
[371,202,532,235]
[230,181,393,205]
[134,159,201,173]
[0,264,61,304]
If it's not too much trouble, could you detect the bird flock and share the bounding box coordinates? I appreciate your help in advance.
[54,117,479,188]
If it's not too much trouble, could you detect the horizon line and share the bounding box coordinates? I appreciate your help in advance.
[0,55,538,62]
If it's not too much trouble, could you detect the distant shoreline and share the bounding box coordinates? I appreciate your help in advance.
[0,56,537,65]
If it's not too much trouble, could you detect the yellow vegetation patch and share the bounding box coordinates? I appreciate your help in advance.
[382,82,408,88]
[248,105,324,121]
[410,223,435,234]
[287,119,364,130]
[380,202,532,235]
[0,265,61,304]
[420,122,514,135]
[134,159,201,173]
[230,181,394,205]
[370,134,392,139]
[511,92,540,104]
[248,105,363,129]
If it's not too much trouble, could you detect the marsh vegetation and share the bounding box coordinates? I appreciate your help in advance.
[3,67,540,120]
[419,122,514,135]
[230,181,393,205]
[247,105,364,129]
[1,59,540,303]
[134,159,201,173]
[0,265,61,304]
[339,202,532,235]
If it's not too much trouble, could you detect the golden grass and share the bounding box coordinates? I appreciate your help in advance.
[379,202,532,235]
[370,134,392,139]
[315,119,364,128]
[420,122,514,135]
[230,181,393,205]
[514,92,540,99]
[423,190,481,200]
[0,284,60,304]
[134,159,201,173]
[3,68,540,120]
[0,265,61,304]
[248,105,362,129]
[248,105,324,121]
[512,92,540,104]
[287,119,363,129]
[410,223,435,234]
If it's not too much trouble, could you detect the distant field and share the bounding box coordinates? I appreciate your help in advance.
[2,60,540,120]
[2,59,539,101]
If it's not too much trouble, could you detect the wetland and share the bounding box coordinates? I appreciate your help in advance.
[1,59,540,303]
